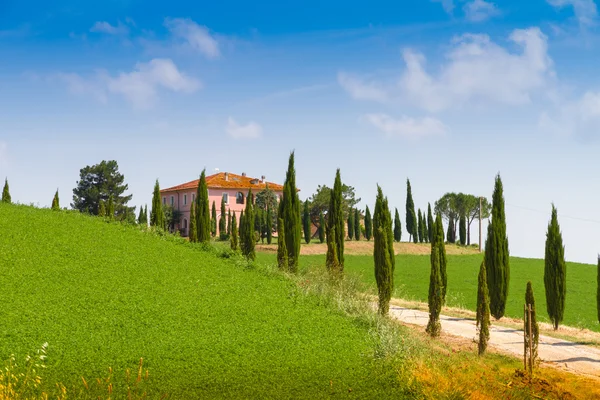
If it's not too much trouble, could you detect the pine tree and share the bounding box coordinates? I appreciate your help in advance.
[364,205,372,241]
[326,169,344,273]
[544,205,566,330]
[277,217,288,269]
[393,208,402,242]
[196,170,211,243]
[432,214,448,303]
[98,200,106,217]
[485,174,510,320]
[279,152,301,272]
[354,208,360,241]
[525,281,539,364]
[318,210,325,243]
[211,201,217,237]
[427,203,434,242]
[406,179,417,242]
[230,211,238,251]
[417,209,424,243]
[241,190,256,260]
[107,195,115,220]
[459,213,467,246]
[426,242,443,337]
[476,260,490,355]
[219,196,227,238]
[1,178,11,204]
[189,202,197,242]
[347,209,354,240]
[51,190,60,211]
[266,204,273,244]
[150,179,164,228]
[374,185,395,316]
[303,200,311,244]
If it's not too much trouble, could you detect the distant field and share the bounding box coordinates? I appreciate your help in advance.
[256,246,600,332]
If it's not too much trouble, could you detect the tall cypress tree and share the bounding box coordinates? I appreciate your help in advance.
[266,204,273,244]
[303,200,311,244]
[476,260,490,355]
[189,201,197,242]
[137,205,144,223]
[227,209,232,235]
[422,212,428,243]
[354,208,360,241]
[150,179,164,228]
[447,218,455,244]
[427,203,434,242]
[485,174,510,320]
[1,178,11,204]
[525,281,539,363]
[406,179,417,242]
[393,208,402,242]
[459,213,467,246]
[432,214,448,303]
[277,217,288,269]
[98,200,106,218]
[417,209,424,243]
[544,205,566,330]
[230,211,238,251]
[239,210,245,249]
[107,195,115,220]
[211,201,217,237]
[347,209,354,240]
[364,205,372,241]
[373,185,395,316]
[196,170,211,243]
[52,190,60,211]
[318,210,325,243]
[279,152,301,272]
[241,190,256,260]
[143,205,148,226]
[326,169,344,273]
[427,242,443,337]
[219,196,227,238]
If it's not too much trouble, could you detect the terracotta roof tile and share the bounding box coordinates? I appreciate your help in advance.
[160,172,286,193]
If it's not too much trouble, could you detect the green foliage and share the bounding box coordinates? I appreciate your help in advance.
[426,243,443,338]
[279,152,301,272]
[211,201,217,237]
[189,201,197,243]
[266,205,273,245]
[51,190,60,211]
[1,178,10,203]
[459,214,467,246]
[525,281,539,363]
[303,200,311,244]
[143,205,148,226]
[277,217,288,269]
[196,170,211,243]
[373,186,395,316]
[393,208,402,242]
[230,211,238,251]
[98,200,106,218]
[150,180,164,229]
[71,160,133,217]
[307,182,360,227]
[241,190,256,261]
[137,205,144,224]
[485,174,510,320]
[427,204,433,243]
[227,209,232,236]
[432,214,448,304]
[476,260,490,355]
[417,209,423,243]
[107,194,115,221]
[544,205,566,330]
[354,208,360,241]
[364,206,372,242]
[405,179,417,242]
[318,210,325,244]
[326,169,345,273]
[256,186,278,229]
[435,193,491,246]
[446,218,455,244]
[219,196,227,238]
[347,208,354,240]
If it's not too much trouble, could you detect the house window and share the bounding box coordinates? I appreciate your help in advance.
[223,193,229,204]
[184,219,188,229]
[163,197,166,205]
[236,192,244,204]
[184,194,187,206]
[170,196,174,206]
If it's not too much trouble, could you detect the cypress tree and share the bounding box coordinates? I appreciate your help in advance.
[417,209,424,243]
[347,209,354,240]
[52,190,60,211]
[476,260,490,355]
[459,213,467,246]
[427,242,443,337]
[393,208,402,242]
[189,202,197,242]
[255,207,263,243]
[151,180,164,228]
[196,170,211,243]
[432,214,448,303]
[303,199,311,244]
[219,196,227,238]
[427,203,434,242]
[266,204,273,244]
[107,195,115,220]
[525,281,539,363]
[1,178,11,204]
[211,201,217,237]
[98,200,106,218]
[227,209,232,236]
[277,217,288,269]
[447,218,455,244]
[354,208,360,241]
[279,152,301,272]
[326,169,344,273]
[230,211,238,251]
[544,204,566,330]
[364,205,372,241]
[143,205,148,226]
[137,206,144,223]
[318,211,325,243]
[485,174,510,320]
[239,210,245,249]
[241,189,256,260]
[373,185,395,316]
[406,179,417,242]
[423,212,428,243]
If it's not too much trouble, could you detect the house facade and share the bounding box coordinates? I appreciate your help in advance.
[160,172,284,237]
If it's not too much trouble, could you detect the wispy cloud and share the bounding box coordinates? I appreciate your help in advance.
[90,21,129,35]
[539,90,600,137]
[164,18,220,59]
[431,0,455,14]
[547,0,598,28]
[463,0,501,22]
[364,114,448,139]
[226,117,263,139]
[337,72,387,102]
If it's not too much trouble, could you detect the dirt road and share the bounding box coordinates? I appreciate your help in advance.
[390,305,600,378]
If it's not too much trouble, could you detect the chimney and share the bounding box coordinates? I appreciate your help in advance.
[224,172,229,181]
[261,175,265,183]
[242,172,246,177]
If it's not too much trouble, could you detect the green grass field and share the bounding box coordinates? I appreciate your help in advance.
[0,204,413,398]
[257,248,600,332]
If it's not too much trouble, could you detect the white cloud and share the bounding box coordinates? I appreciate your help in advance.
[539,90,600,136]
[90,21,129,35]
[337,72,388,102]
[463,0,501,22]
[547,0,598,28]
[432,0,455,14]
[164,18,220,59]
[55,72,108,103]
[364,114,448,139]
[226,117,263,139]
[398,27,552,112]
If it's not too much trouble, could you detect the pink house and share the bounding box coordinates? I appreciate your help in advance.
[160,172,284,237]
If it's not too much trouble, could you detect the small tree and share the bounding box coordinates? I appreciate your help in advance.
[364,205,372,241]
[279,152,301,272]
[98,200,106,217]
[277,217,288,269]
[241,190,255,260]
[230,211,238,251]
[211,201,217,237]
[51,190,60,211]
[219,196,227,239]
[189,202,197,242]
[525,281,539,364]
[405,179,417,242]
[427,203,434,242]
[459,213,467,246]
[107,195,115,220]
[426,243,443,337]
[476,260,491,355]
[354,208,360,241]
[347,208,354,240]
[303,200,311,244]
[266,204,273,244]
[196,170,211,243]
[227,209,232,235]
[326,169,344,273]
[446,218,455,244]
[318,211,325,243]
[417,209,424,243]
[544,204,566,330]
[1,178,10,203]
[373,185,395,315]
[393,208,402,242]
[151,180,164,228]
[143,205,148,226]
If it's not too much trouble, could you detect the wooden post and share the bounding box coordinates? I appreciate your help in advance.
[523,304,527,371]
[528,304,533,375]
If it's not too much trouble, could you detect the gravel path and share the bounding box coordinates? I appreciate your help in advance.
[390,305,600,378]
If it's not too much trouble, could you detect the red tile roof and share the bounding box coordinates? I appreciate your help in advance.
[160,172,285,193]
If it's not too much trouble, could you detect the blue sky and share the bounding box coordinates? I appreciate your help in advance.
[1,0,600,264]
